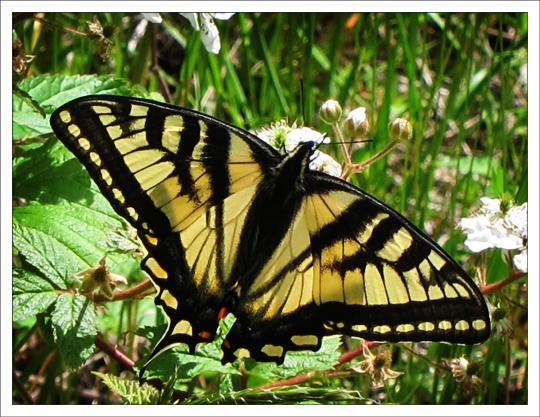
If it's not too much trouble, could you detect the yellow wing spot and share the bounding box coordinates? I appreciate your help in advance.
[418,322,435,332]
[428,250,447,271]
[428,285,445,300]
[233,348,251,359]
[377,228,413,262]
[114,132,149,155]
[68,124,81,137]
[89,152,102,165]
[455,320,470,331]
[352,324,368,332]
[130,117,146,131]
[396,324,415,333]
[162,115,185,154]
[394,228,414,251]
[91,105,112,114]
[473,319,487,330]
[364,263,388,305]
[344,268,365,305]
[58,110,72,123]
[129,104,149,117]
[373,325,392,334]
[443,282,458,298]
[358,212,390,244]
[145,257,168,279]
[172,320,193,336]
[127,206,139,221]
[160,289,178,309]
[100,169,113,186]
[112,188,125,203]
[453,284,471,298]
[261,344,284,358]
[291,335,318,346]
[336,322,345,328]
[418,259,433,281]
[78,137,90,150]
[99,114,116,126]
[402,268,427,302]
[383,264,409,304]
[106,124,123,140]
[438,321,453,330]
[199,119,209,133]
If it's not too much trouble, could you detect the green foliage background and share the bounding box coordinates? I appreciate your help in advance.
[12,12,528,405]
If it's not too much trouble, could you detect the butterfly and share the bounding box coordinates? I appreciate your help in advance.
[50,95,490,371]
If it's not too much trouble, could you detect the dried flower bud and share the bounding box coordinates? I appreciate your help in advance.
[343,107,369,138]
[389,118,413,142]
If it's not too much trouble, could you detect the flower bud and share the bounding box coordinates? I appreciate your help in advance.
[389,118,413,142]
[343,107,369,138]
[319,99,342,124]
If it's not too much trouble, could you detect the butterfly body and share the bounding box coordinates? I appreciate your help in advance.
[51,95,490,368]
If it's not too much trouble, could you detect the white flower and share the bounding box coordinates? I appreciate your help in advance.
[179,13,235,54]
[513,249,527,273]
[309,150,342,177]
[480,196,502,214]
[143,13,234,54]
[459,198,527,272]
[257,123,341,177]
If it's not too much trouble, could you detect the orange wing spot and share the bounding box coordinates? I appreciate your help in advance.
[223,339,231,349]
[198,331,212,339]
[217,307,229,321]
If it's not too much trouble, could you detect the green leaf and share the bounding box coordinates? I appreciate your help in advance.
[13,222,72,290]
[94,372,174,405]
[13,74,131,140]
[51,294,98,369]
[140,344,241,385]
[14,135,121,215]
[245,336,342,386]
[13,270,58,322]
[183,385,366,405]
[138,313,241,385]
[13,136,139,279]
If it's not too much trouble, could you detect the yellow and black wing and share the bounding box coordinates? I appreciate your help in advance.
[51,95,490,367]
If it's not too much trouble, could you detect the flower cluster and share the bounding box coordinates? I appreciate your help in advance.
[257,121,342,177]
[459,197,528,272]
